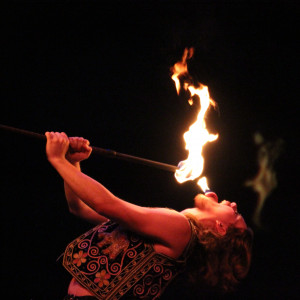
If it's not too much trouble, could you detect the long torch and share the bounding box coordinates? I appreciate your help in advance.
[0,124,177,172]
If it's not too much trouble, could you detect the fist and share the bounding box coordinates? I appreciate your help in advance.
[45,132,70,163]
[66,136,92,163]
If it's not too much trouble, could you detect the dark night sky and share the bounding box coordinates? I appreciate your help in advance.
[1,1,299,299]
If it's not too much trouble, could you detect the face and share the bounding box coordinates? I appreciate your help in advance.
[181,192,247,233]
[216,199,247,229]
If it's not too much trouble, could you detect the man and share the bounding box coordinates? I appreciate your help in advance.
[45,132,253,299]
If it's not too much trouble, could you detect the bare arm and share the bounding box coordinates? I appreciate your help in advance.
[64,161,108,224]
[45,132,190,253]
[64,136,107,224]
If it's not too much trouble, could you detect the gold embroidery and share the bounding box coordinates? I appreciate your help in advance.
[63,220,196,299]
[97,229,130,260]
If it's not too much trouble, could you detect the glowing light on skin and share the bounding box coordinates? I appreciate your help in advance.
[204,191,218,203]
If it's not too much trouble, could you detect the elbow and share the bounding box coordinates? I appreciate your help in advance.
[68,203,81,217]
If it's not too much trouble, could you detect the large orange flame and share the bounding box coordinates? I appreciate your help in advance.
[171,48,218,192]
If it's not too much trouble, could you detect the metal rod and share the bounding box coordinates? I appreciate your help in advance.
[0,124,178,172]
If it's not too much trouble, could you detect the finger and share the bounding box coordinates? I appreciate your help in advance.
[75,137,89,150]
[48,131,55,140]
[82,140,91,150]
[54,132,67,145]
[53,132,62,142]
[83,145,92,153]
[61,132,69,139]
[51,131,60,140]
[45,131,56,142]
[45,132,53,142]
[54,132,63,140]
[79,138,90,148]
[76,138,81,150]
[68,137,78,148]
[61,132,70,145]
[77,137,85,148]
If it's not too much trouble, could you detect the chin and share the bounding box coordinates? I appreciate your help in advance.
[194,194,209,209]
[194,193,218,210]
[181,208,194,215]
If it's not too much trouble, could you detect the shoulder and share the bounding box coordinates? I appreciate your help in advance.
[153,209,192,259]
[149,207,192,238]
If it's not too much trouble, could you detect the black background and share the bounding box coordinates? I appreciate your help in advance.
[1,1,299,299]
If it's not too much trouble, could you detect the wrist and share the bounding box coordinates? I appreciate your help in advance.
[48,156,68,167]
[69,160,80,169]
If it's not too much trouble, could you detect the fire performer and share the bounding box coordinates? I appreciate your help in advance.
[45,131,253,299]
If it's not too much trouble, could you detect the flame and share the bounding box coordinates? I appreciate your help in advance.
[197,177,210,192]
[171,48,194,94]
[171,48,218,192]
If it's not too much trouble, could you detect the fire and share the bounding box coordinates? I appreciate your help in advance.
[171,48,218,192]
[171,48,194,93]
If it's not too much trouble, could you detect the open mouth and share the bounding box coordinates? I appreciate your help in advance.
[204,191,219,203]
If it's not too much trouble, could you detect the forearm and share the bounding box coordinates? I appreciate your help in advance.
[51,157,116,218]
[64,161,83,212]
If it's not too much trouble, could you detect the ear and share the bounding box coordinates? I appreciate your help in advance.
[215,220,227,236]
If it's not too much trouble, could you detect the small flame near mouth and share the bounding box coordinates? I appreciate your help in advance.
[171,48,218,192]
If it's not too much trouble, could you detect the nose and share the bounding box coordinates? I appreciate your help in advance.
[230,202,237,209]
[230,202,238,213]
[221,200,238,213]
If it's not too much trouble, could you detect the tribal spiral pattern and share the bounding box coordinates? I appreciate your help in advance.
[63,220,194,299]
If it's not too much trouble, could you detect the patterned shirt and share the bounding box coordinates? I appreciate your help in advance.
[63,219,197,299]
